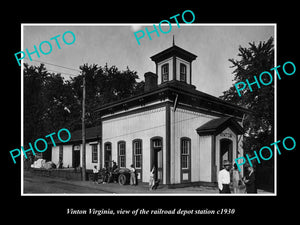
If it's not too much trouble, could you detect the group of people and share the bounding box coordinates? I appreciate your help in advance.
[92,160,256,193]
[218,160,257,194]
[92,163,159,190]
[92,161,138,185]
[92,161,118,184]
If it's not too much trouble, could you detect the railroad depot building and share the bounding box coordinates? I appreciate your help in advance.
[51,43,249,187]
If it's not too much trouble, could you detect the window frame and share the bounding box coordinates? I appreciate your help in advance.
[91,144,98,163]
[117,141,126,168]
[133,139,142,169]
[180,63,187,82]
[180,137,191,182]
[161,63,169,83]
[181,138,190,169]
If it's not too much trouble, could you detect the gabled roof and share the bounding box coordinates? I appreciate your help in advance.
[196,117,244,136]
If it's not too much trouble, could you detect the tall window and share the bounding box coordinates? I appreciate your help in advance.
[91,144,98,163]
[181,138,191,169]
[161,63,169,82]
[180,63,187,82]
[133,140,142,169]
[118,141,126,168]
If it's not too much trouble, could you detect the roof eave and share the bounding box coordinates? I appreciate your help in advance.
[94,82,251,119]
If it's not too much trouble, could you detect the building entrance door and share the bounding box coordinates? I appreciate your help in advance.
[219,139,233,168]
[151,138,163,182]
[154,148,163,181]
[104,142,112,168]
[73,145,80,168]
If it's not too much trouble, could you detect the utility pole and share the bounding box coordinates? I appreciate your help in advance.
[82,71,86,181]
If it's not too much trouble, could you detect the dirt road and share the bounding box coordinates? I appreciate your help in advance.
[23,171,272,195]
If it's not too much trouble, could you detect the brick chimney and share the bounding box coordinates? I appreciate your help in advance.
[144,72,158,92]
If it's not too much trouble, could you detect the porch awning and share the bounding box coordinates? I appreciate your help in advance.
[196,117,244,136]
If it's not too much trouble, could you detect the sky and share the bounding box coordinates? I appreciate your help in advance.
[23,24,275,97]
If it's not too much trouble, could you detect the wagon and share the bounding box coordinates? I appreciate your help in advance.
[98,167,131,185]
[112,168,131,185]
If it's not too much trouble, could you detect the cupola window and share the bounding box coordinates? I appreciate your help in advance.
[161,63,169,83]
[180,63,187,82]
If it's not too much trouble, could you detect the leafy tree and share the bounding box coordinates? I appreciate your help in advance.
[24,63,48,144]
[42,73,80,133]
[220,37,274,167]
[70,63,144,129]
[24,63,78,143]
[24,62,144,144]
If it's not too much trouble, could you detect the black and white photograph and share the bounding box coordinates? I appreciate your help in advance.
[4,4,299,220]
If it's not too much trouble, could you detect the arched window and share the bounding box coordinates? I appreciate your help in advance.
[133,139,142,169]
[180,137,191,182]
[161,63,169,83]
[181,138,191,169]
[118,141,126,168]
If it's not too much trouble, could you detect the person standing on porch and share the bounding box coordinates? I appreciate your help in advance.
[218,160,231,193]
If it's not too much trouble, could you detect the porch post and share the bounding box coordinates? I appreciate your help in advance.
[211,135,217,182]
